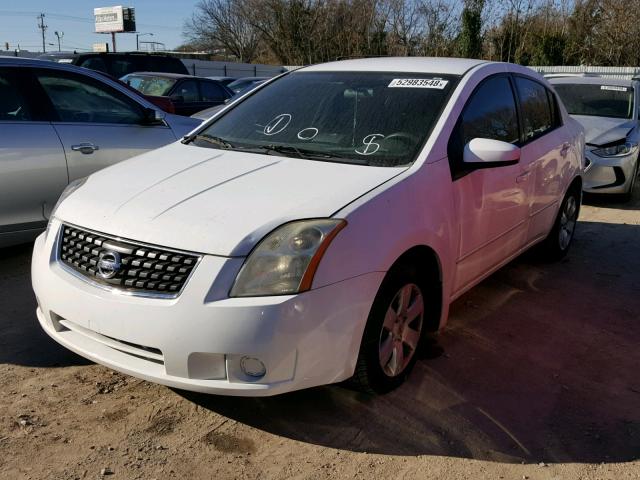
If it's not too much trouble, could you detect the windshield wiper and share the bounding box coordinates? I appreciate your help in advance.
[183,133,235,149]
[252,144,344,160]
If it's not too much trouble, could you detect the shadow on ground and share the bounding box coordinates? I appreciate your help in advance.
[2,197,638,464]
[182,218,640,464]
[0,242,88,367]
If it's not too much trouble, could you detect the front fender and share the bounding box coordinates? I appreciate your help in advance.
[313,160,457,328]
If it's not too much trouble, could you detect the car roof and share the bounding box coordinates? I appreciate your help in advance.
[300,57,489,75]
[548,76,634,87]
[0,56,57,67]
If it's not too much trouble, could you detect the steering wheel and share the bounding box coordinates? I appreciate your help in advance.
[382,132,419,151]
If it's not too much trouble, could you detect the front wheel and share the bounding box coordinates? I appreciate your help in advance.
[349,267,427,394]
[538,186,580,261]
[621,159,638,203]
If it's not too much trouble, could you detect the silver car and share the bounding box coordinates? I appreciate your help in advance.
[0,57,202,247]
[550,76,639,200]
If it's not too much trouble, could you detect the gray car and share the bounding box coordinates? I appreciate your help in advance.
[550,76,639,200]
[0,57,202,247]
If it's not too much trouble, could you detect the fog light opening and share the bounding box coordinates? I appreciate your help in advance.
[240,356,266,378]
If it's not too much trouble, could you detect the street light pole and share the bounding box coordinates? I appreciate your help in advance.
[54,31,63,52]
[136,32,153,51]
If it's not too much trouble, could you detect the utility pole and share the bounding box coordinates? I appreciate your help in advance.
[54,31,63,52]
[111,31,116,53]
[37,13,47,53]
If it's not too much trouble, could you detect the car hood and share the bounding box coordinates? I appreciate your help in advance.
[56,142,404,256]
[572,115,636,146]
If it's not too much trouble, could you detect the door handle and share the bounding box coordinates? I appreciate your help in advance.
[516,171,531,183]
[560,142,571,157]
[71,143,99,155]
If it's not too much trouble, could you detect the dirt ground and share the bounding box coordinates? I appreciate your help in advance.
[1,189,639,480]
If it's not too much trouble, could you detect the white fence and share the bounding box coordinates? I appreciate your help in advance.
[180,58,286,78]
[531,65,640,80]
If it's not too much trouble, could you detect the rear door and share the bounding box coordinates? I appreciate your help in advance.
[33,67,177,181]
[513,76,568,242]
[170,79,203,116]
[0,67,68,240]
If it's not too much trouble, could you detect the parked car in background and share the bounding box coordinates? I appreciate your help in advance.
[206,76,237,86]
[38,52,189,78]
[0,57,201,247]
[549,76,639,200]
[92,70,176,114]
[33,57,583,397]
[121,72,234,116]
[227,76,269,94]
[191,80,267,121]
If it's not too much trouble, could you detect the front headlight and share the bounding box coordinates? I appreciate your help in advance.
[45,177,88,239]
[592,141,637,157]
[230,219,347,297]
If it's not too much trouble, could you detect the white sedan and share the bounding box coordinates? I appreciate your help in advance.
[32,57,584,396]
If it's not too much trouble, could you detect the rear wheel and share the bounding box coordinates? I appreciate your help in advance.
[538,186,580,261]
[350,267,428,394]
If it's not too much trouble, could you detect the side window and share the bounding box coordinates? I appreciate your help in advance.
[36,71,144,124]
[200,81,225,101]
[110,58,137,78]
[175,80,199,102]
[460,76,520,145]
[515,77,553,141]
[79,57,108,74]
[0,69,31,121]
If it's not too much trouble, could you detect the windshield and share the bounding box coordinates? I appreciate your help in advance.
[191,71,458,166]
[554,83,634,119]
[122,75,177,96]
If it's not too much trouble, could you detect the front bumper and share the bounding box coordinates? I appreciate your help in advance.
[32,222,383,396]
[583,148,638,194]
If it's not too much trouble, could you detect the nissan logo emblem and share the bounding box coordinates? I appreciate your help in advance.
[97,251,122,279]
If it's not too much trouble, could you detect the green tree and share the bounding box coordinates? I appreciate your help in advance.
[459,0,484,58]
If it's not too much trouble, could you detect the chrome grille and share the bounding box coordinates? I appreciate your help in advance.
[59,224,200,297]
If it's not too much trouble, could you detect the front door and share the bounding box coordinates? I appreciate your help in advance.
[32,68,177,181]
[449,75,531,296]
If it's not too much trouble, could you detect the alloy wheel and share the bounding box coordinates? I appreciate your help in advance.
[559,195,578,250]
[378,283,424,377]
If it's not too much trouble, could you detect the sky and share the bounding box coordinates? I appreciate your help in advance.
[0,0,200,53]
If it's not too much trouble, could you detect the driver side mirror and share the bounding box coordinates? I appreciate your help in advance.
[463,138,521,165]
[169,94,184,103]
[142,108,165,125]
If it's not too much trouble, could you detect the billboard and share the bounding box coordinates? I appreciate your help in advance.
[94,6,136,33]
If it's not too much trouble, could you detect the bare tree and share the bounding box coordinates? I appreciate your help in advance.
[184,0,261,62]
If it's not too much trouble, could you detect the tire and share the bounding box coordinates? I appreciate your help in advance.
[538,185,581,261]
[621,160,638,203]
[349,265,432,394]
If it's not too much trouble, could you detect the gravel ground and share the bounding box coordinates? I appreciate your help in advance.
[0,190,639,480]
